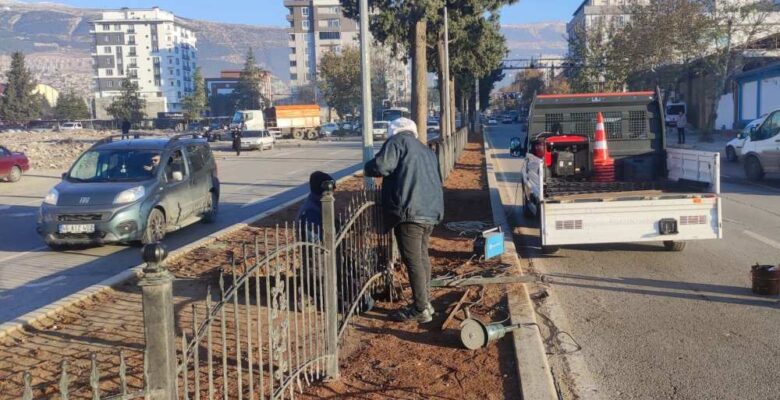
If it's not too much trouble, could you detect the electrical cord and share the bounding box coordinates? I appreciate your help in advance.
[444,221,494,236]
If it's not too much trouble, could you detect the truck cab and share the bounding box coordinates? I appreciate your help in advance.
[229,110,265,131]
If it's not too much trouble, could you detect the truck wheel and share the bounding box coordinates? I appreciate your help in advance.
[663,241,686,252]
[745,156,764,181]
[142,208,166,244]
[725,146,738,162]
[202,192,218,223]
[7,166,22,182]
[522,200,535,219]
[306,130,317,140]
[293,130,305,140]
[541,245,559,255]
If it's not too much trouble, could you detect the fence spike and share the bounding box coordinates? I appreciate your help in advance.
[22,371,33,400]
[206,287,215,400]
[90,353,100,400]
[265,228,275,396]
[182,333,190,400]
[119,351,128,397]
[59,360,69,400]
[244,270,254,400]
[192,305,201,400]
[232,260,243,400]
[256,234,266,400]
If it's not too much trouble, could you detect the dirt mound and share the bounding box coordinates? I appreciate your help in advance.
[1,130,111,170]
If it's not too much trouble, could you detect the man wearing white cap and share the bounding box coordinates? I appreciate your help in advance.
[365,117,444,323]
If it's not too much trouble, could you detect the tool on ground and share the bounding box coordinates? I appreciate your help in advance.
[460,317,524,350]
[441,288,471,331]
[472,227,504,260]
[591,111,615,182]
[431,275,538,287]
[751,263,780,296]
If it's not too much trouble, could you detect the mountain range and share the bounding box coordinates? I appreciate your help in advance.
[0,0,566,96]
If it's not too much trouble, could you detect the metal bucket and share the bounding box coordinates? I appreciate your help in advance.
[751,264,780,296]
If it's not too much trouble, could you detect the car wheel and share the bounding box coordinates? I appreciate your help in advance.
[541,245,559,255]
[203,192,218,223]
[725,146,738,162]
[745,156,765,181]
[7,166,22,182]
[523,199,535,219]
[142,208,166,244]
[663,241,686,252]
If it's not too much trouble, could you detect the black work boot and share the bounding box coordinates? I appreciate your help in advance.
[394,305,433,323]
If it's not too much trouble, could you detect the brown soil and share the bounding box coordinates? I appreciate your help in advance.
[0,132,521,400]
[299,131,521,400]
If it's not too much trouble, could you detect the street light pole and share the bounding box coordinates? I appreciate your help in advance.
[442,6,451,137]
[359,0,374,189]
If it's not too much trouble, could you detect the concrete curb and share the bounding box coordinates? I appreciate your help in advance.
[483,133,558,400]
[0,172,358,340]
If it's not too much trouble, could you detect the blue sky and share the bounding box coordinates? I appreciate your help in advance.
[31,0,584,26]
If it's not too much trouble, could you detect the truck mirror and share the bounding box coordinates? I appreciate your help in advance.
[509,137,526,157]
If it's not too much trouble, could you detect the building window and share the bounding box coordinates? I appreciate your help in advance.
[290,47,296,54]
[290,73,298,80]
[102,23,110,31]
[175,58,180,65]
[290,60,297,67]
[107,80,114,88]
[302,19,310,30]
[106,69,114,76]
[319,19,340,28]
[104,46,112,53]
[301,7,309,16]
[157,92,163,97]
[319,31,341,40]
[177,80,181,87]
[289,34,295,41]
[114,24,121,30]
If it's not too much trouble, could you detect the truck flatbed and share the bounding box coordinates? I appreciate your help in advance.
[544,178,710,202]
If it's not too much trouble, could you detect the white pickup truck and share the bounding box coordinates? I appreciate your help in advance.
[515,91,722,254]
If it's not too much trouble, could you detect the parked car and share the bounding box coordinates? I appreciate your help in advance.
[0,145,30,182]
[37,134,220,248]
[59,122,83,131]
[502,116,513,124]
[725,115,767,162]
[320,122,340,136]
[240,130,275,151]
[487,118,498,125]
[372,121,390,140]
[738,109,780,181]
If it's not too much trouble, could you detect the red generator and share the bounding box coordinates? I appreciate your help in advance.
[529,134,591,179]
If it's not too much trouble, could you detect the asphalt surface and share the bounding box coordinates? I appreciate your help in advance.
[0,139,368,324]
[485,123,780,400]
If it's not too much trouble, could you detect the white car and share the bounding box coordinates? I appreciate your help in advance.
[59,122,82,130]
[726,115,767,162]
[487,118,498,125]
[320,122,339,137]
[240,130,275,150]
[736,109,780,181]
[372,121,390,140]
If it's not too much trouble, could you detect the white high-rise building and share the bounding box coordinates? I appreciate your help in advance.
[91,7,197,119]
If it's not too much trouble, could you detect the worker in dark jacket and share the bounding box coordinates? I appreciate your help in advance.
[121,119,131,140]
[365,117,444,323]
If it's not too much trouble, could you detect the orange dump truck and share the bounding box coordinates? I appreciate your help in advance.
[265,104,322,140]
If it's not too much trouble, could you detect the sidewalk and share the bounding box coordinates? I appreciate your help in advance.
[665,130,730,153]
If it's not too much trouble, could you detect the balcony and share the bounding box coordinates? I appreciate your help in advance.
[128,63,139,69]
[128,52,137,57]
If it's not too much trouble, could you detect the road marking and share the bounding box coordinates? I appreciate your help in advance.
[743,230,780,250]
[23,276,66,288]
[0,246,49,264]
[241,195,269,208]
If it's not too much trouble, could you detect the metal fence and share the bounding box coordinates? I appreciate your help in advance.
[429,127,469,180]
[17,183,394,400]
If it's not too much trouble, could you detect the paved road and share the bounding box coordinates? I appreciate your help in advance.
[486,124,780,400]
[0,139,367,324]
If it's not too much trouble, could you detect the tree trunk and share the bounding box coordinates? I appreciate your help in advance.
[411,17,428,144]
[437,38,449,138]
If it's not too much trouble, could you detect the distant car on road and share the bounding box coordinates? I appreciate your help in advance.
[502,116,513,124]
[725,114,768,162]
[0,145,30,182]
[240,130,275,151]
[59,122,83,131]
[37,134,220,248]
[320,122,340,137]
[487,118,498,125]
[373,121,390,140]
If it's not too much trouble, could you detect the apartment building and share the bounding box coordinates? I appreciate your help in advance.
[91,7,197,119]
[567,0,638,46]
[285,0,358,94]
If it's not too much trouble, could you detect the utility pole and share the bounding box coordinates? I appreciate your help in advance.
[442,6,451,137]
[475,78,481,134]
[359,0,374,188]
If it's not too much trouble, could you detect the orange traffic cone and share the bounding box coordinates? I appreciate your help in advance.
[592,112,615,182]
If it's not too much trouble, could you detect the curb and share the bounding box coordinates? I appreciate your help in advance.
[483,133,558,400]
[0,172,359,340]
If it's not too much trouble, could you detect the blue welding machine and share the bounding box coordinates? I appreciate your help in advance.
[473,227,504,260]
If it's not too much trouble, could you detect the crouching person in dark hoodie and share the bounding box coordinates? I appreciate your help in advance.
[364,117,444,323]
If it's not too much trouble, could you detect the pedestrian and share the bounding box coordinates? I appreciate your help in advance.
[121,118,131,140]
[232,129,242,156]
[364,117,444,323]
[297,171,335,241]
[677,111,687,144]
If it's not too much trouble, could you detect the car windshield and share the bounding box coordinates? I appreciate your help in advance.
[68,149,162,182]
[667,105,685,115]
[373,122,387,129]
[242,131,264,138]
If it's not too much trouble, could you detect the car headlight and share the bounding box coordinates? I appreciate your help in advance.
[43,188,59,205]
[114,186,146,204]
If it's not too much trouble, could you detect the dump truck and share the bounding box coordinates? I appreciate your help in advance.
[512,90,722,254]
[229,105,322,140]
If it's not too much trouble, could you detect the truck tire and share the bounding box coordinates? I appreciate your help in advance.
[745,156,764,181]
[663,241,686,252]
[541,245,560,255]
[293,129,305,140]
[725,146,738,162]
[306,130,317,140]
[523,200,535,219]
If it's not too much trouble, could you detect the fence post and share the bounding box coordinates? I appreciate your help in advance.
[320,180,340,380]
[139,243,178,400]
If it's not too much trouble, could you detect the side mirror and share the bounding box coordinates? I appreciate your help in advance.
[172,171,184,182]
[736,132,744,139]
[61,172,68,180]
[509,137,526,157]
[750,126,758,134]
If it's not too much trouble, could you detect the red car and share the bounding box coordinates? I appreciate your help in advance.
[0,145,30,182]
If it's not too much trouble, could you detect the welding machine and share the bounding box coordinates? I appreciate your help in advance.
[472,227,504,260]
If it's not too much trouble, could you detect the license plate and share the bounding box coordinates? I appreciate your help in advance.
[59,224,95,234]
